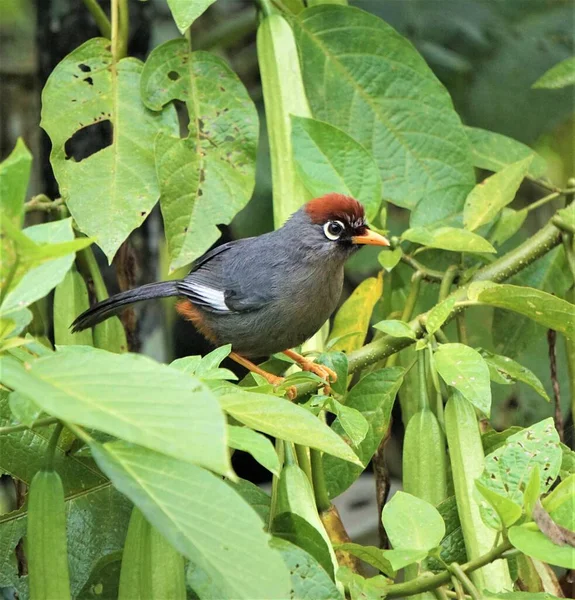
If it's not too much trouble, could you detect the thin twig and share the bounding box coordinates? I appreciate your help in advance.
[401,254,446,282]
[0,416,59,436]
[24,195,64,213]
[450,563,481,600]
[548,329,564,442]
[81,0,111,37]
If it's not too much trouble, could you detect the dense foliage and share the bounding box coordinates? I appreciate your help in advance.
[0,1,573,599]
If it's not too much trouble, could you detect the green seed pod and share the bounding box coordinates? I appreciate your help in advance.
[403,408,447,507]
[445,393,512,592]
[53,265,93,346]
[27,469,71,600]
[119,507,185,600]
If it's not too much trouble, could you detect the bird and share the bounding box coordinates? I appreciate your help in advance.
[72,193,389,396]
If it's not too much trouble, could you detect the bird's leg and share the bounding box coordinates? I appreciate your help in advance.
[229,352,297,400]
[282,349,338,383]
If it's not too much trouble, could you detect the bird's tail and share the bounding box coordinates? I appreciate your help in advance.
[71,280,180,332]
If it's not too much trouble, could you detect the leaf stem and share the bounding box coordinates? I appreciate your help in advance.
[384,540,512,597]
[0,416,60,436]
[525,190,562,213]
[294,443,313,483]
[43,422,64,470]
[118,0,129,58]
[81,0,111,38]
[401,255,446,282]
[449,563,481,600]
[24,195,64,213]
[439,265,459,302]
[552,216,575,235]
[77,247,110,302]
[562,233,575,282]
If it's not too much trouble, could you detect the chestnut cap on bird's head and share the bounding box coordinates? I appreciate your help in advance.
[301,193,389,250]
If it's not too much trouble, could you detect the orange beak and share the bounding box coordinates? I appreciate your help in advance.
[352,228,390,246]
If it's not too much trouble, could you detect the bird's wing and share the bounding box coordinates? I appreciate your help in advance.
[176,238,275,313]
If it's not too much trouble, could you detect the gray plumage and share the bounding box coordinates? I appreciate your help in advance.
[72,198,377,357]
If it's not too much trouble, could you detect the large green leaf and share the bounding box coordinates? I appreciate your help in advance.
[0,219,92,319]
[218,391,361,465]
[227,425,280,476]
[434,343,492,416]
[402,226,496,254]
[41,38,178,261]
[0,482,131,598]
[166,0,216,33]
[0,347,229,475]
[140,40,258,270]
[479,284,575,341]
[90,441,291,600]
[533,56,575,89]
[464,127,547,179]
[293,5,475,224]
[463,156,532,231]
[0,138,31,227]
[290,116,382,221]
[382,491,445,552]
[323,367,405,498]
[508,523,575,569]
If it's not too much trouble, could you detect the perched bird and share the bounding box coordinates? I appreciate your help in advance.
[72,193,389,394]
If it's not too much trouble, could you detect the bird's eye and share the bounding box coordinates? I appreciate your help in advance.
[323,220,345,241]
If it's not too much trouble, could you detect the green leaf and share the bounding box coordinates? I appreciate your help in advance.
[382,491,445,552]
[478,284,575,340]
[543,473,575,530]
[434,343,491,416]
[8,391,41,426]
[227,425,280,476]
[41,38,178,261]
[476,482,522,528]
[402,227,496,254]
[166,0,216,33]
[0,482,131,597]
[171,345,237,381]
[378,247,403,271]
[337,566,390,600]
[140,40,258,270]
[425,296,456,335]
[478,419,561,507]
[334,543,395,578]
[463,157,532,231]
[293,4,475,221]
[0,137,31,227]
[373,319,416,339]
[490,208,527,247]
[315,351,348,396]
[271,538,343,600]
[523,464,541,518]
[291,116,382,221]
[486,593,562,600]
[226,478,271,524]
[381,549,428,571]
[323,367,405,498]
[328,274,383,354]
[0,219,92,319]
[327,398,369,447]
[90,440,291,599]
[218,391,361,465]
[0,348,229,474]
[479,350,550,401]
[533,56,575,89]
[508,523,575,569]
[464,127,547,179]
[432,496,467,568]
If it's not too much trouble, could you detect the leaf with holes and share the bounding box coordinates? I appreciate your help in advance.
[291,116,382,221]
[464,127,547,179]
[477,418,561,507]
[166,0,217,33]
[41,38,178,262]
[140,39,258,270]
[293,5,475,225]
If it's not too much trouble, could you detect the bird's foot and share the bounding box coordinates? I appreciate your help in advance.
[229,352,297,400]
[299,360,338,384]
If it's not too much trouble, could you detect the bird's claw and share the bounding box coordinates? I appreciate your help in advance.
[300,361,338,384]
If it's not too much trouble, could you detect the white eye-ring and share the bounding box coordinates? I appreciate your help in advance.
[323,220,345,241]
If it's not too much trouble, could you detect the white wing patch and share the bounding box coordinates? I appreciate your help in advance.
[191,283,230,312]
